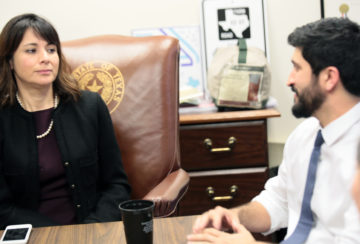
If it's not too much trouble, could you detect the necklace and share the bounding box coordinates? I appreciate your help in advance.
[16,92,58,139]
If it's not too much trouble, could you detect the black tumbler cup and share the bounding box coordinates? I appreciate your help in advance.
[119,200,154,244]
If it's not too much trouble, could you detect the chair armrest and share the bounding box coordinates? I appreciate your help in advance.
[143,169,189,217]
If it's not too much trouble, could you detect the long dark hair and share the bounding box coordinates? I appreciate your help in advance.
[0,13,80,107]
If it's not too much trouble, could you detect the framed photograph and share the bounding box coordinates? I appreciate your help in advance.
[201,0,269,72]
[321,0,360,23]
[132,26,205,103]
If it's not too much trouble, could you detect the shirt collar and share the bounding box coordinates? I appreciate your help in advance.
[321,102,360,146]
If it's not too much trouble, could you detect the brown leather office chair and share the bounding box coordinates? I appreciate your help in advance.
[61,35,189,217]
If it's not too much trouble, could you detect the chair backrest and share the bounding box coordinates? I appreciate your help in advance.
[62,35,181,199]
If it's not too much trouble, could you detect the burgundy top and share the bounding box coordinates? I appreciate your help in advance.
[33,108,76,225]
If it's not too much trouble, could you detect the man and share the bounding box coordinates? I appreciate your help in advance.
[187,17,360,243]
[352,141,360,213]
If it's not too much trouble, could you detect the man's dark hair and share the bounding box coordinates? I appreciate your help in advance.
[288,17,360,96]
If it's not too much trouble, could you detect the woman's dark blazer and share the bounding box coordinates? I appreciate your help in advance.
[0,90,131,229]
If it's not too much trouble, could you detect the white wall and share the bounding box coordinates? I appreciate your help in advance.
[0,0,321,144]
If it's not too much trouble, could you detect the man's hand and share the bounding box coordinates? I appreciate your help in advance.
[187,226,257,244]
[192,206,241,234]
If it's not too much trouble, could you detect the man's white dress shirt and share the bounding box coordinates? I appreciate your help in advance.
[253,102,360,243]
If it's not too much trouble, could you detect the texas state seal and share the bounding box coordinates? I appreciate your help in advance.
[72,61,125,114]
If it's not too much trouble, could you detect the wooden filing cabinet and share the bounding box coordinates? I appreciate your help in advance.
[178,109,280,241]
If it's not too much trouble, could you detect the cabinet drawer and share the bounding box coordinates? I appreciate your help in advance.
[180,120,268,171]
[178,167,272,242]
[178,167,267,216]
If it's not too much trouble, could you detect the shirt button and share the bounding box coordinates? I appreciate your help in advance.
[64,162,70,166]
[71,184,75,189]
[76,204,81,208]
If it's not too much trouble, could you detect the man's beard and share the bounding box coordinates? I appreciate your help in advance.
[291,78,325,118]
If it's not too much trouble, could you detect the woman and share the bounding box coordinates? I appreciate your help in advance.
[0,13,130,229]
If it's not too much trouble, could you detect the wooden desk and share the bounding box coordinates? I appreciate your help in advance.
[178,108,280,242]
[178,109,281,215]
[0,215,197,244]
[180,108,280,124]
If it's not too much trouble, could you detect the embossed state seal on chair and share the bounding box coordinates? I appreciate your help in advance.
[62,35,189,217]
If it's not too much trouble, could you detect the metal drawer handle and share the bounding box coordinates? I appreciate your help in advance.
[206,185,238,202]
[203,136,237,152]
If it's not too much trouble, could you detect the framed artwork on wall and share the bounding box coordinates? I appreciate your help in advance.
[321,0,360,23]
[200,0,269,73]
[132,26,205,103]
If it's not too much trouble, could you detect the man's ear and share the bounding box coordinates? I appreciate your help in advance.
[320,66,340,92]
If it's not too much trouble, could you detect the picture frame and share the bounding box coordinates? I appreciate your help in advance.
[132,26,205,103]
[200,0,269,73]
[321,0,360,23]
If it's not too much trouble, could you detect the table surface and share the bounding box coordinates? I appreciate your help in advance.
[0,215,197,244]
